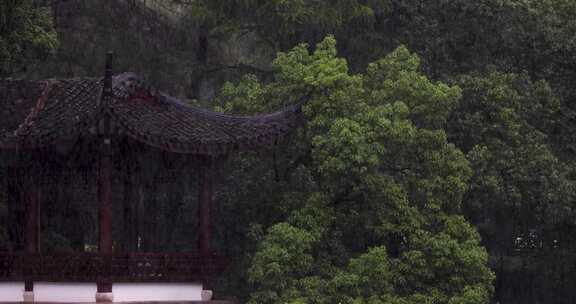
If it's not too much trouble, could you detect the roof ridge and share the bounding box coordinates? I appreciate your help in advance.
[13,80,54,138]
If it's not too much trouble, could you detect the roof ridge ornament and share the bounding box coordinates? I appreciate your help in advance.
[100,52,114,109]
[98,52,114,137]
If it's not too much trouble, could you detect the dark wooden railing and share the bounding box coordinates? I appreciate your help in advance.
[0,252,228,282]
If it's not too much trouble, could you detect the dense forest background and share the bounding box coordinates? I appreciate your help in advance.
[2,0,576,303]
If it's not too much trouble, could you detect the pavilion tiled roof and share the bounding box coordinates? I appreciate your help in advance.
[0,73,302,155]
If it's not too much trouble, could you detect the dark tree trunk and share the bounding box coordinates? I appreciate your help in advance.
[188,24,209,100]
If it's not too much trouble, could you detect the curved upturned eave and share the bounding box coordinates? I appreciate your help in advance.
[109,92,302,155]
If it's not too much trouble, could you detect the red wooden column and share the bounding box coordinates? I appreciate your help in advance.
[96,139,113,297]
[98,146,113,255]
[96,52,114,301]
[23,166,40,298]
[197,156,214,256]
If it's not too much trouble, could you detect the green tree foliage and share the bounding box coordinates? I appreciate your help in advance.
[449,71,569,240]
[0,0,58,77]
[447,71,576,303]
[221,36,494,304]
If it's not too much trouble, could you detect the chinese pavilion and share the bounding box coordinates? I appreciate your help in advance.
[0,54,302,303]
